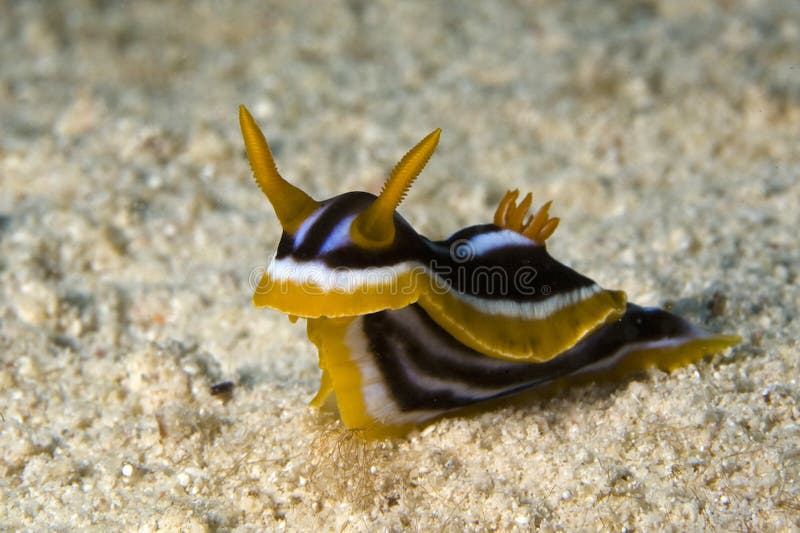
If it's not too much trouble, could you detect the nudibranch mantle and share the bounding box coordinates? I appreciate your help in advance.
[241,106,626,363]
[239,104,740,435]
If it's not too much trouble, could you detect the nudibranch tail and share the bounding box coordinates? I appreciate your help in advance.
[351,128,441,249]
[306,304,740,435]
[239,105,319,233]
[494,190,560,244]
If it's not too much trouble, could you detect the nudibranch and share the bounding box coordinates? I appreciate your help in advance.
[239,105,740,435]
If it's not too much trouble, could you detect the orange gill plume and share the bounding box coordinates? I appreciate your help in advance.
[494,189,560,244]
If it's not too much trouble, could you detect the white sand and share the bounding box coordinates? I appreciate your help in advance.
[1,1,798,530]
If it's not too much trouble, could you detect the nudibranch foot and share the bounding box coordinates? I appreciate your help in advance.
[306,304,740,435]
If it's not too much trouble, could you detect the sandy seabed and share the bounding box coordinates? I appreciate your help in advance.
[1,1,799,531]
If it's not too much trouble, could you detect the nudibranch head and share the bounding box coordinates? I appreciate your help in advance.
[241,105,440,318]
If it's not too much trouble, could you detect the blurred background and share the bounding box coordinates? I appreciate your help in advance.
[1,1,798,530]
